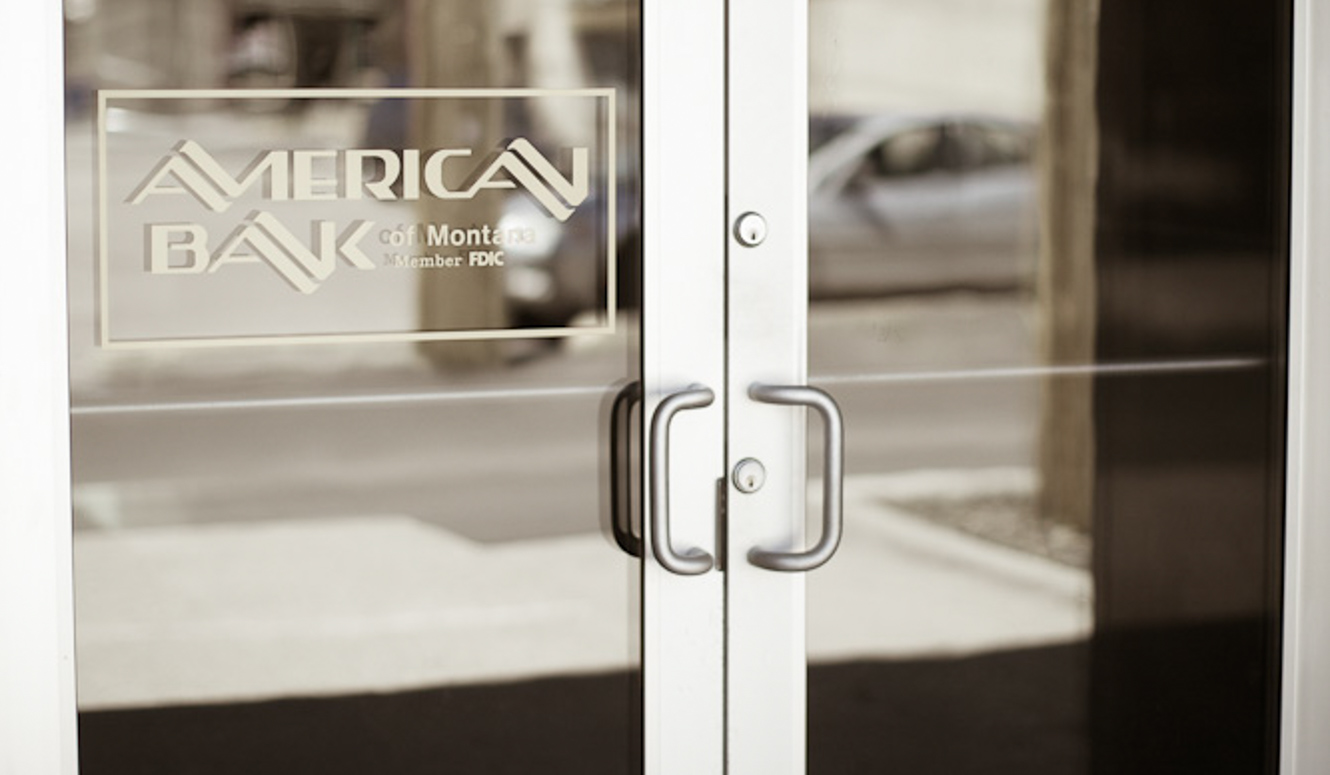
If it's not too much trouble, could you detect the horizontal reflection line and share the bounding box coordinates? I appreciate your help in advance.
[72,385,609,416]
[71,357,1269,416]
[813,357,1268,387]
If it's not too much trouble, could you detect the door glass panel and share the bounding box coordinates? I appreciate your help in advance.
[807,0,1288,772]
[65,1,643,772]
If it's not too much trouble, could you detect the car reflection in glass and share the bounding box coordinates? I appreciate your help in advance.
[501,184,634,329]
[808,113,1038,299]
[503,112,1039,328]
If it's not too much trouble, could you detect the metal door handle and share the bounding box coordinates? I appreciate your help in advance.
[609,381,643,558]
[649,385,717,575]
[747,384,845,572]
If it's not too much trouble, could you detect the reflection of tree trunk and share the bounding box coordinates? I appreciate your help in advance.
[409,0,507,369]
[527,0,588,145]
[1038,0,1098,530]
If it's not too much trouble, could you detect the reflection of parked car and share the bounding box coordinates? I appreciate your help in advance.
[809,113,1038,298]
[500,184,638,328]
[505,113,1039,326]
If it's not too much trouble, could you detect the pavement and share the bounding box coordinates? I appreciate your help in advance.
[74,466,1090,711]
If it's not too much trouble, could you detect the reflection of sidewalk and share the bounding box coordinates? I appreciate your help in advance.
[75,468,1090,711]
[76,515,638,710]
[810,471,1091,663]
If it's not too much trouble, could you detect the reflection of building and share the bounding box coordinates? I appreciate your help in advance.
[808,0,1044,119]
[64,0,391,98]
[65,0,230,98]
[64,0,639,106]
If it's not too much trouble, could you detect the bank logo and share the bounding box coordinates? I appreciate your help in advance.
[129,138,589,293]
[130,138,589,221]
[143,213,377,295]
[98,88,616,347]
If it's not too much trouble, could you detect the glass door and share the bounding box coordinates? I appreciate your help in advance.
[8,1,1330,773]
[57,1,722,773]
[724,0,1297,773]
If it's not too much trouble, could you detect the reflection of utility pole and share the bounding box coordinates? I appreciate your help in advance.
[1037,0,1098,530]
[409,0,507,369]
[526,0,588,145]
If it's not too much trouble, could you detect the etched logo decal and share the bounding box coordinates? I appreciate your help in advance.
[130,138,589,293]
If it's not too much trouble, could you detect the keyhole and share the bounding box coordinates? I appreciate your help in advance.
[733,458,766,494]
[734,212,768,247]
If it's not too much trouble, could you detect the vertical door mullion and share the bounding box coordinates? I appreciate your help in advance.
[0,2,78,773]
[643,0,727,773]
[725,0,810,774]
[1284,0,1330,771]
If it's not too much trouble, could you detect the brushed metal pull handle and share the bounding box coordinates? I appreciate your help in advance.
[609,381,643,558]
[747,384,845,573]
[649,385,717,575]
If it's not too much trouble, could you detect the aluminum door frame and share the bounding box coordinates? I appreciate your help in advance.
[1282,0,1330,771]
[7,1,1330,773]
[0,1,730,773]
[0,2,77,772]
[642,0,728,773]
[723,0,810,774]
[718,2,1330,775]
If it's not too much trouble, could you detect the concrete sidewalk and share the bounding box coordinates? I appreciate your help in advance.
[74,467,1090,711]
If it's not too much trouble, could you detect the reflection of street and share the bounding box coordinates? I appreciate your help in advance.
[72,294,1040,539]
[69,86,1065,713]
[76,469,1089,711]
[71,292,1085,711]
[812,294,1039,478]
[75,515,640,710]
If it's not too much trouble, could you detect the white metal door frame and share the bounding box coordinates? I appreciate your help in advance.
[5,0,1330,773]
[723,0,811,773]
[0,1,733,773]
[0,2,78,773]
[1281,0,1330,772]
[717,2,1330,775]
[642,0,728,772]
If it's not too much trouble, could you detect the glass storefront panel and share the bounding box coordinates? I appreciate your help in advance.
[806,0,1289,772]
[64,1,644,772]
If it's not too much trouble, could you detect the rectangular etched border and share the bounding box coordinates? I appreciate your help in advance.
[96,88,617,349]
